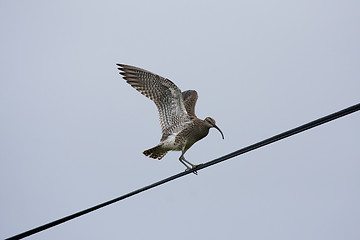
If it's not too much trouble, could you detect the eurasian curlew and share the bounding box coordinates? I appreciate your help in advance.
[116,64,224,174]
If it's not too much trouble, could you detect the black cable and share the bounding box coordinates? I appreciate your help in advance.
[6,103,360,240]
[197,102,360,171]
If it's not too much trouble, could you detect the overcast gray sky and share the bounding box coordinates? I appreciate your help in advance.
[1,0,360,239]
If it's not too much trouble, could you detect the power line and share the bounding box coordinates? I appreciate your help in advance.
[6,103,360,240]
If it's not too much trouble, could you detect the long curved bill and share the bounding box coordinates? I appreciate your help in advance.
[213,125,225,139]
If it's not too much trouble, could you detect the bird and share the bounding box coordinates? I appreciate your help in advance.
[116,64,224,174]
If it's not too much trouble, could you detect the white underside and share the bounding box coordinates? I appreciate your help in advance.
[161,133,182,151]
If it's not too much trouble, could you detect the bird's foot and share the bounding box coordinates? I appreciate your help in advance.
[185,164,203,175]
[185,167,198,175]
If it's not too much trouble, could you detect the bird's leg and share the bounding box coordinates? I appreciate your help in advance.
[179,151,199,175]
[179,153,192,170]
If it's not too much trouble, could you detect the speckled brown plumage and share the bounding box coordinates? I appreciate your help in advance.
[117,64,224,173]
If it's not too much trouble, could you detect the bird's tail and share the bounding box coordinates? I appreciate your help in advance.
[143,145,168,160]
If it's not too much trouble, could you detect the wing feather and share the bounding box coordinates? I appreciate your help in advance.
[182,90,198,117]
[117,64,191,137]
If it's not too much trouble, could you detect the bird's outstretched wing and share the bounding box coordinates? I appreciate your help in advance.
[182,90,198,118]
[117,64,191,137]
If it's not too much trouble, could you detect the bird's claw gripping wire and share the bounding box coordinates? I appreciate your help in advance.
[185,163,203,175]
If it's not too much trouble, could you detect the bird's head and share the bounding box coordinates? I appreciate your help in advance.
[204,117,224,139]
